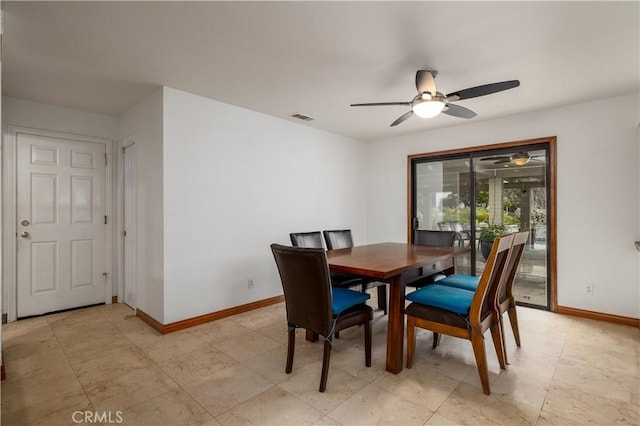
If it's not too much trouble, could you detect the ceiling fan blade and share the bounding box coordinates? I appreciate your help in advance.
[480,156,510,161]
[350,101,411,107]
[442,103,477,119]
[390,110,414,127]
[494,158,511,164]
[447,80,520,101]
[415,70,436,95]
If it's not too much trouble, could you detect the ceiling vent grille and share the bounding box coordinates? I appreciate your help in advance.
[290,113,315,122]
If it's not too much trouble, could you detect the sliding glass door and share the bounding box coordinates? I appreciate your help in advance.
[410,141,553,309]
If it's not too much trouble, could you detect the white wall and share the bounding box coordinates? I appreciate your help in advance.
[119,88,165,322]
[1,97,120,314]
[366,93,640,318]
[162,87,368,323]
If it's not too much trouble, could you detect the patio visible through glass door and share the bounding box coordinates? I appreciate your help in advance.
[474,149,548,307]
[411,145,550,309]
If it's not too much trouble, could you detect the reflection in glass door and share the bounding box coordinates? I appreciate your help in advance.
[413,157,473,276]
[474,149,548,307]
[411,144,551,309]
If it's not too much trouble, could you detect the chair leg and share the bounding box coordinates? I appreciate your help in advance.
[490,317,507,369]
[286,327,296,374]
[470,332,491,395]
[377,285,387,315]
[432,332,441,349]
[507,302,521,347]
[319,338,332,392]
[364,320,372,367]
[406,316,416,368]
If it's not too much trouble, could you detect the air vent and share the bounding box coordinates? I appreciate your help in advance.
[290,113,315,122]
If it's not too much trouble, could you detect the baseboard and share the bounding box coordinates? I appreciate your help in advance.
[557,305,639,328]
[112,296,118,304]
[136,295,285,335]
[135,308,164,334]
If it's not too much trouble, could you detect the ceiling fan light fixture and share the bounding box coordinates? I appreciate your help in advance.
[510,153,531,166]
[412,99,445,118]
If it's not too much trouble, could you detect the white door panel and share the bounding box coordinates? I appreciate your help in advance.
[17,133,107,317]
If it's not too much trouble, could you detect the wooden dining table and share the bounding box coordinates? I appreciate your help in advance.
[326,242,469,374]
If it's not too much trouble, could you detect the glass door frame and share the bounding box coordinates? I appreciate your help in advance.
[407,136,557,311]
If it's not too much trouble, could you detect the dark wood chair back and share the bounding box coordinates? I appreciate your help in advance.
[323,229,354,250]
[290,231,324,249]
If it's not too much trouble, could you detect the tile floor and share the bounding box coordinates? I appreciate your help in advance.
[1,294,639,425]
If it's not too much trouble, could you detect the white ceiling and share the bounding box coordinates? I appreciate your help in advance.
[3,1,638,141]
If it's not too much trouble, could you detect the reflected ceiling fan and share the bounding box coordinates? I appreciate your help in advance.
[350,70,520,127]
[480,152,544,166]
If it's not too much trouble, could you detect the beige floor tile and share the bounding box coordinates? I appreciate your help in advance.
[485,368,551,410]
[2,326,60,362]
[552,357,638,403]
[0,390,92,426]
[72,346,155,388]
[312,415,343,426]
[63,333,135,365]
[211,329,281,362]
[230,307,285,331]
[242,340,321,384]
[0,368,83,413]
[3,304,640,426]
[215,387,324,425]
[120,388,214,426]
[437,382,540,425]
[187,318,255,345]
[158,345,238,386]
[2,347,71,381]
[84,366,180,413]
[279,362,370,413]
[424,412,462,425]
[560,340,639,377]
[372,366,460,412]
[327,383,434,426]
[542,383,639,425]
[138,330,210,363]
[183,364,274,416]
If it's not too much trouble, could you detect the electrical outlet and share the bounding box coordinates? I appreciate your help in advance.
[248,279,254,289]
[585,284,594,295]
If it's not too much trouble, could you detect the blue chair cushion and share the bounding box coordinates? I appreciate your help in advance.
[406,284,475,316]
[437,274,480,291]
[332,287,370,316]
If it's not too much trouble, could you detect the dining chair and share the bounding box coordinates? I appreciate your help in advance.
[405,233,514,395]
[407,230,458,287]
[290,231,363,291]
[289,231,325,249]
[323,229,388,315]
[436,231,529,360]
[270,244,372,392]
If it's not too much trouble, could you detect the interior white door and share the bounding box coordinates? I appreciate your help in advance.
[123,145,137,307]
[17,133,107,317]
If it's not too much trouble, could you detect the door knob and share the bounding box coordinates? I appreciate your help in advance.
[21,219,30,227]
[21,231,30,238]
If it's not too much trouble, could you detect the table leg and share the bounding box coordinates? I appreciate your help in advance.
[386,274,405,374]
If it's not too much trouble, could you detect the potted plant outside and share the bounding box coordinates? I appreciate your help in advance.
[479,225,506,260]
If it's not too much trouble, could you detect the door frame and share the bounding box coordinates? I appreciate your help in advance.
[407,136,557,312]
[3,125,116,322]
[117,136,136,308]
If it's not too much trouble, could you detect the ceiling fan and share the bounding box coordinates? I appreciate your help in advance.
[350,70,519,127]
[480,152,544,166]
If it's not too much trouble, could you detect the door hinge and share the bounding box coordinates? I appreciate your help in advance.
[105,153,108,166]
[104,215,108,224]
[123,230,127,237]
